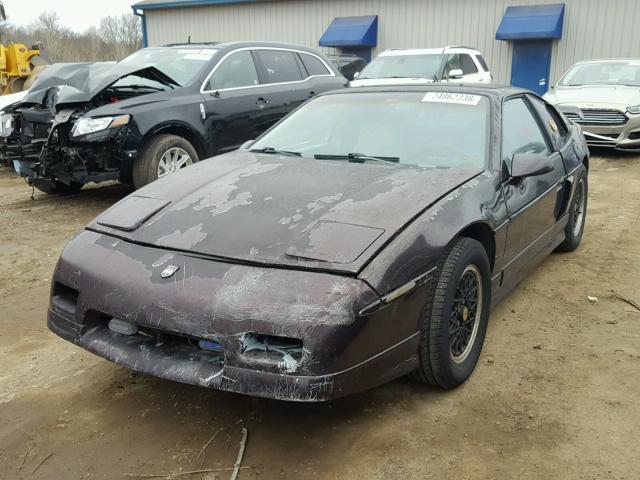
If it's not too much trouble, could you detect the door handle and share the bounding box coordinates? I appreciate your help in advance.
[538,78,547,86]
[256,97,269,105]
[308,91,316,98]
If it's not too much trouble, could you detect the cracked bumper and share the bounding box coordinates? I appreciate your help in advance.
[47,230,424,401]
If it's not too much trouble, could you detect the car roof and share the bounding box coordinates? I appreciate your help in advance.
[379,46,481,57]
[321,83,527,99]
[150,41,327,55]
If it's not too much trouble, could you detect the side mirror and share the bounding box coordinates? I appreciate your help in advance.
[448,68,463,79]
[240,139,255,150]
[353,71,360,79]
[510,152,554,179]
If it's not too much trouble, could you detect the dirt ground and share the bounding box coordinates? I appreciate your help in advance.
[1,153,639,480]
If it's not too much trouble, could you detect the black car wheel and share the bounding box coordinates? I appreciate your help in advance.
[413,237,491,389]
[133,134,199,189]
[556,169,588,252]
[34,180,84,195]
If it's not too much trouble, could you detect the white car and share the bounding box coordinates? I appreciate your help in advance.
[543,59,640,150]
[350,46,492,87]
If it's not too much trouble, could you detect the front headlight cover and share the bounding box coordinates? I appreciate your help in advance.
[627,105,640,115]
[72,114,130,137]
[0,113,14,137]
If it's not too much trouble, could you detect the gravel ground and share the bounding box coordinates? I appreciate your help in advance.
[0,153,639,480]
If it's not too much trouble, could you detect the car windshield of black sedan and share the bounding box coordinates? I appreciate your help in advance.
[119,47,218,86]
[251,92,489,168]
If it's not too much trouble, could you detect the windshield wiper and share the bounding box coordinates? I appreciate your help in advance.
[250,146,301,157]
[314,153,399,164]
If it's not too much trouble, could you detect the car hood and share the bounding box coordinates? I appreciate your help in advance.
[544,85,640,109]
[89,151,481,274]
[18,62,179,107]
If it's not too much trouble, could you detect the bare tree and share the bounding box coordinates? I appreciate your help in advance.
[1,10,142,63]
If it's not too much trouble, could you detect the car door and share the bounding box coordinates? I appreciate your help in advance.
[501,96,569,275]
[252,49,309,134]
[201,49,263,154]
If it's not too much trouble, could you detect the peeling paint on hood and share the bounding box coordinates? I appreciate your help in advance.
[89,150,482,273]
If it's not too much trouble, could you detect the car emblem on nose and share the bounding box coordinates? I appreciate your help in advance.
[160,265,180,278]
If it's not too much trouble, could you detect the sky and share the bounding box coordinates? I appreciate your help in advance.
[2,0,138,31]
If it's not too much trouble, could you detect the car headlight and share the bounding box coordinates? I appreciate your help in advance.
[0,113,14,138]
[627,105,640,114]
[71,114,130,137]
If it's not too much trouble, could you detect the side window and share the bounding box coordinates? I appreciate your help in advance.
[207,50,259,90]
[255,49,303,84]
[527,94,570,146]
[444,54,460,76]
[460,54,478,74]
[475,55,489,72]
[502,98,550,170]
[299,53,331,77]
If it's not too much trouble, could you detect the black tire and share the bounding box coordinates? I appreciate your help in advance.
[413,237,491,389]
[133,134,198,189]
[34,180,84,195]
[556,169,588,252]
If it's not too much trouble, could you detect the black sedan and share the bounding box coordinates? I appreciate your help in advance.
[48,85,589,401]
[2,42,346,193]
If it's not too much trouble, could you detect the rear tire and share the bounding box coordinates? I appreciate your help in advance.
[34,180,84,195]
[413,237,491,389]
[556,169,588,252]
[133,134,198,189]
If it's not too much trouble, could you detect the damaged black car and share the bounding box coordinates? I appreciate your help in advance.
[48,85,589,401]
[0,42,346,193]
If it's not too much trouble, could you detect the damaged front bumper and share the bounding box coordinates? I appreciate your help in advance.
[5,108,140,188]
[559,107,640,150]
[48,230,427,401]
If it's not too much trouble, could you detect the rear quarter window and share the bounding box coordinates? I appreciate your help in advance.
[299,53,331,77]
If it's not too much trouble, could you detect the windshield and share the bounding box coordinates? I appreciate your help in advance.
[251,92,489,168]
[559,61,640,86]
[359,54,444,80]
[119,48,218,86]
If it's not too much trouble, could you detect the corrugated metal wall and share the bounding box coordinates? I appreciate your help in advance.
[144,0,640,85]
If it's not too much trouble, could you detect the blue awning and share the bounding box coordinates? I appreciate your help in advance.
[496,3,565,40]
[319,15,378,47]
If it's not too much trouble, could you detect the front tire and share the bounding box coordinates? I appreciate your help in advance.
[556,169,588,252]
[133,134,198,189]
[413,237,491,389]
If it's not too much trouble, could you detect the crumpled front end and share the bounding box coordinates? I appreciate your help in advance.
[48,230,426,401]
[5,100,138,188]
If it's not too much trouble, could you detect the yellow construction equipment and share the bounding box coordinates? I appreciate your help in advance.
[0,43,49,94]
[0,2,51,95]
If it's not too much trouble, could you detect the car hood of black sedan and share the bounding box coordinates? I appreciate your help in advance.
[89,151,482,274]
[18,62,179,107]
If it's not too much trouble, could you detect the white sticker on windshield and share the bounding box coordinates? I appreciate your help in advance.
[422,92,482,106]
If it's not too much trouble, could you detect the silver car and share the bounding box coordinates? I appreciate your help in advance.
[543,59,640,150]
